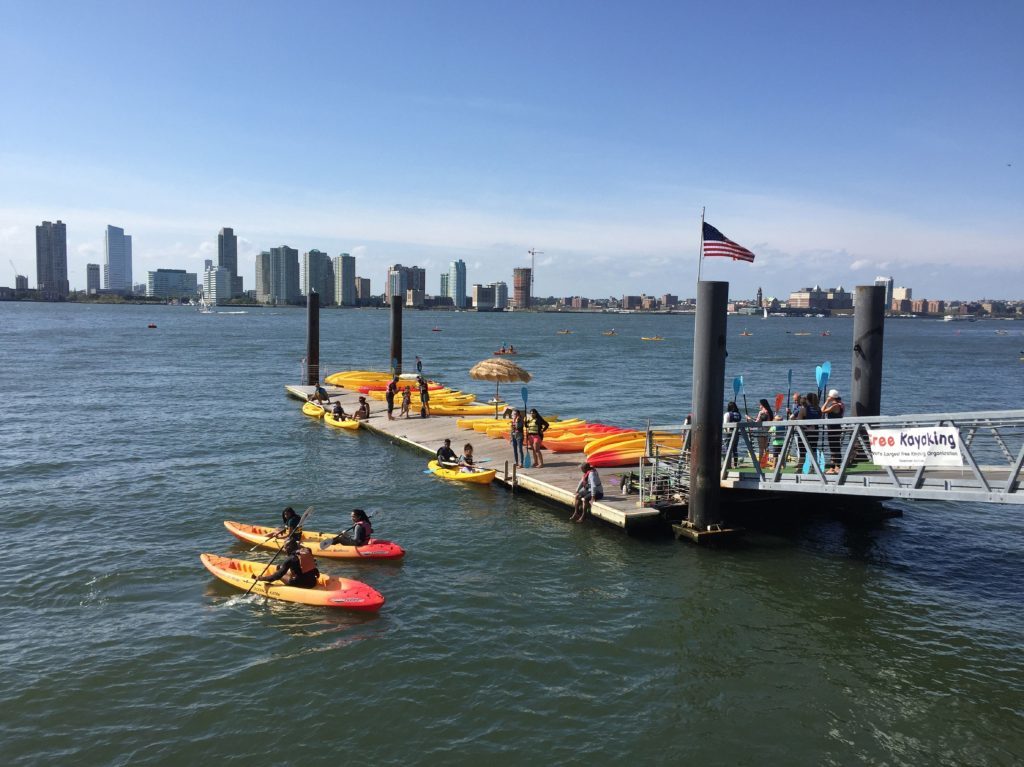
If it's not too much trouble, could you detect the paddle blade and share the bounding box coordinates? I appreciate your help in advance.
[774,393,784,413]
[802,452,812,474]
[732,376,741,398]
[521,386,528,407]
[815,365,823,388]
[788,369,793,387]
[523,449,532,469]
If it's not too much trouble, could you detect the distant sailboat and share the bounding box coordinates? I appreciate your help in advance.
[762,307,768,319]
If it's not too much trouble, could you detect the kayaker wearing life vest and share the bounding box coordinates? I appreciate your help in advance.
[255,536,319,588]
[330,509,373,547]
[458,443,477,472]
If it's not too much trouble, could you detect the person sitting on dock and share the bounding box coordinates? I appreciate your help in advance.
[254,536,319,588]
[354,396,370,420]
[329,509,373,547]
[570,462,604,522]
[436,439,458,467]
[331,401,348,420]
[458,443,477,472]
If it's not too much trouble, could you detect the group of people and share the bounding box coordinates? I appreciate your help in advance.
[721,388,847,473]
[499,407,550,469]
[253,507,374,589]
[385,374,432,420]
[435,438,480,473]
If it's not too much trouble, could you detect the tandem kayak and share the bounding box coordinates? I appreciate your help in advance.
[427,460,496,484]
[200,553,385,610]
[324,413,360,430]
[223,521,403,559]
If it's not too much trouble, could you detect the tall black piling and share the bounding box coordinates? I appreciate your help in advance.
[306,290,319,385]
[389,294,403,375]
[675,280,732,542]
[851,285,885,416]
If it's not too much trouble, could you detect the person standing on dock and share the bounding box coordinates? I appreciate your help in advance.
[822,389,845,473]
[510,409,526,467]
[570,462,604,522]
[526,409,549,468]
[418,376,431,417]
[385,375,399,420]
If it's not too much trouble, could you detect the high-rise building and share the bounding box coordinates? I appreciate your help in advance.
[148,269,198,299]
[492,281,508,310]
[448,260,467,308]
[104,225,133,293]
[302,249,335,305]
[892,286,912,302]
[255,247,300,304]
[355,277,371,304]
[86,264,100,294]
[203,266,231,305]
[386,264,408,303]
[35,220,69,299]
[439,272,450,299]
[218,227,242,298]
[472,283,495,311]
[408,266,426,293]
[874,276,894,308]
[255,251,271,303]
[335,253,356,306]
[756,287,763,307]
[512,267,532,309]
[15,275,28,291]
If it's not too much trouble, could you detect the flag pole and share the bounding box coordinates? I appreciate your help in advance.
[697,206,706,283]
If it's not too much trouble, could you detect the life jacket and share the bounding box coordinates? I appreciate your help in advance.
[805,405,821,420]
[353,520,372,544]
[296,547,317,574]
[826,402,845,419]
[727,410,741,423]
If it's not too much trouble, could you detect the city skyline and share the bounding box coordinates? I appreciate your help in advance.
[1,4,1021,299]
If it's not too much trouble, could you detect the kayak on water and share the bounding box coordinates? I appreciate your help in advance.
[427,460,496,484]
[222,520,404,559]
[302,401,326,418]
[323,413,360,430]
[200,553,385,610]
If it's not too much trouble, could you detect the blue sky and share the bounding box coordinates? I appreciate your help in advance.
[1,1,1021,299]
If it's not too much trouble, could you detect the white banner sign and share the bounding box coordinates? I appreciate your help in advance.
[866,426,964,467]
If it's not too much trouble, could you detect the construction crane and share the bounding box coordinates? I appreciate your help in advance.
[527,248,543,305]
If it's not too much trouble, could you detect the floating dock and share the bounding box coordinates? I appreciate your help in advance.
[285,384,663,530]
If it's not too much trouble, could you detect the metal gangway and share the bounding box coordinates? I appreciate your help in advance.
[641,409,1024,506]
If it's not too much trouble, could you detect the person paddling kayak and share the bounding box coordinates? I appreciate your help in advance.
[436,438,458,467]
[275,506,301,539]
[328,509,373,547]
[254,536,319,588]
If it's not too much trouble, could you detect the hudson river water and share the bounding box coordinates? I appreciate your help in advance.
[1,302,1021,765]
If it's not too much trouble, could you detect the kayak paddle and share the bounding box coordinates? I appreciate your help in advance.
[319,511,378,549]
[786,369,793,416]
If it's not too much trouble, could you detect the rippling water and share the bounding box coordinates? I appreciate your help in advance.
[1,302,1021,765]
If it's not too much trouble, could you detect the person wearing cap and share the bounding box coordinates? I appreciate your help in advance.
[354,396,370,420]
[570,462,604,522]
[328,509,373,547]
[254,535,320,588]
[822,388,846,473]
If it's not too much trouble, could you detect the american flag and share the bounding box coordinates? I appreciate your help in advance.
[702,222,756,263]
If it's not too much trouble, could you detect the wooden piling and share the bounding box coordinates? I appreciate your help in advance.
[851,285,885,417]
[306,290,319,385]
[389,295,403,375]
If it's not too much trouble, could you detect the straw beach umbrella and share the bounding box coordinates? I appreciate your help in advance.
[469,358,532,415]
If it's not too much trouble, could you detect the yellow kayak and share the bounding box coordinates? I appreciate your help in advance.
[302,401,326,418]
[324,413,360,430]
[426,460,496,484]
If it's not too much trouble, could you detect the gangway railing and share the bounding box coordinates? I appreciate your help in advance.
[642,410,1024,506]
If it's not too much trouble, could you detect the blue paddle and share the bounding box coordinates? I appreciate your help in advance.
[521,386,531,468]
[786,369,793,417]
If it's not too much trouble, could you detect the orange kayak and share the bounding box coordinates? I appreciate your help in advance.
[200,553,385,610]
[222,520,404,560]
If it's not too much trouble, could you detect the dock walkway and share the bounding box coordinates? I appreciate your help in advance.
[286,384,662,530]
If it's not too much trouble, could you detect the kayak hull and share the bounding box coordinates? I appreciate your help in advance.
[324,413,360,430]
[302,401,326,418]
[223,520,404,559]
[200,553,385,610]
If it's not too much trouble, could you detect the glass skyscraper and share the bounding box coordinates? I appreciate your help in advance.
[448,259,466,308]
[104,225,133,293]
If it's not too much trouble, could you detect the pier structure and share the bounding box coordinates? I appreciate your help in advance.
[390,295,403,376]
[305,289,320,385]
[284,383,662,529]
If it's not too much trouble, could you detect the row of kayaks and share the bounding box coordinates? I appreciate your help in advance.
[321,370,503,416]
[455,417,682,467]
[201,519,407,611]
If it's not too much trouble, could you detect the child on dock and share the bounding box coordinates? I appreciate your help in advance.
[400,386,412,418]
